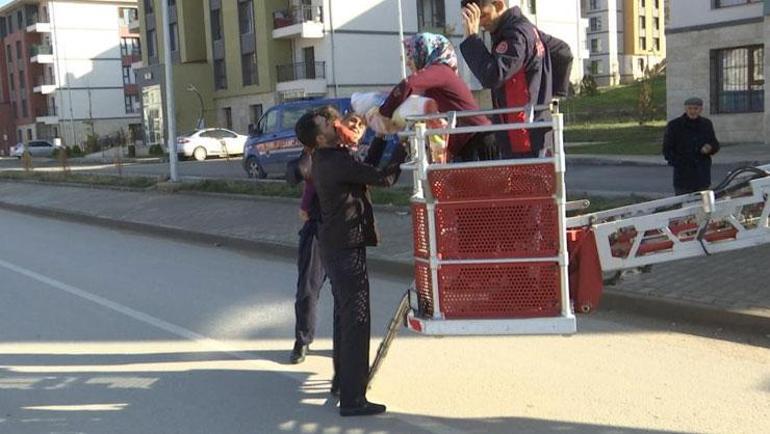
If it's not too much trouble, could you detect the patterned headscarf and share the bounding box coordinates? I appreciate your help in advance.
[404,33,458,72]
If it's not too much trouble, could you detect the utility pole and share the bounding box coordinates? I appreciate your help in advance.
[161,0,178,182]
[397,0,406,79]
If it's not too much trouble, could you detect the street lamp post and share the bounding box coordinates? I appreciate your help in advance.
[397,0,407,79]
[186,84,205,130]
[161,0,178,182]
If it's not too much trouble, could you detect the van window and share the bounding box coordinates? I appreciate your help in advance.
[260,109,279,134]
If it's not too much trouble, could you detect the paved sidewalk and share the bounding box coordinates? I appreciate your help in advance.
[568,142,770,167]
[0,180,768,334]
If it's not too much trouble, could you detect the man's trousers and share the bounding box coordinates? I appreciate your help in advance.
[321,246,371,408]
[294,220,326,346]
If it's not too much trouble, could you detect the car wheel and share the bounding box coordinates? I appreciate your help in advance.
[246,157,267,179]
[193,147,207,161]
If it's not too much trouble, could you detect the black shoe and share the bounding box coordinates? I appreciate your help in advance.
[289,342,308,364]
[330,376,339,397]
[340,401,386,417]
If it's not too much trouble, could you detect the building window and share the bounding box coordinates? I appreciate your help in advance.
[654,0,660,9]
[6,44,11,62]
[119,7,137,27]
[639,0,645,7]
[589,60,600,75]
[223,107,232,129]
[27,129,32,141]
[122,65,135,85]
[19,73,25,89]
[653,37,660,51]
[17,11,22,30]
[249,104,263,125]
[15,41,21,59]
[416,0,445,31]
[9,73,14,91]
[238,0,253,35]
[214,59,227,90]
[8,15,12,33]
[653,17,660,30]
[526,0,537,14]
[121,37,141,57]
[125,94,139,113]
[638,58,645,72]
[639,16,646,30]
[12,103,17,119]
[242,52,258,86]
[21,99,28,117]
[147,29,157,59]
[143,0,153,14]
[711,45,764,113]
[590,39,600,53]
[639,37,647,50]
[169,23,179,52]
[589,0,599,10]
[713,0,761,7]
[211,8,223,41]
[589,17,601,31]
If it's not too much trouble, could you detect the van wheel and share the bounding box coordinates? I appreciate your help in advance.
[193,147,207,161]
[246,157,267,179]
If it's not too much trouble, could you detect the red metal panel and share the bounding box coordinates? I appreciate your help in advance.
[428,163,555,202]
[411,203,429,259]
[435,199,559,260]
[437,262,562,319]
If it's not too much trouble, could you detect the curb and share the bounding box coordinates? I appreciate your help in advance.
[1,198,768,336]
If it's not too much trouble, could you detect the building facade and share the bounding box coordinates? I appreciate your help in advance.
[0,0,142,150]
[135,0,588,145]
[666,0,767,144]
[583,0,666,86]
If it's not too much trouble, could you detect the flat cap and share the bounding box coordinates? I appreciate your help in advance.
[684,97,703,107]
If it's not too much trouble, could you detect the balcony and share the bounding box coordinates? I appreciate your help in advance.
[36,107,58,125]
[128,13,141,32]
[272,5,324,39]
[26,21,51,33]
[276,61,327,98]
[33,76,57,94]
[29,45,54,63]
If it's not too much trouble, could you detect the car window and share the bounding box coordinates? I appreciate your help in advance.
[30,141,50,147]
[220,130,237,138]
[281,104,328,131]
[259,110,279,135]
[200,130,219,138]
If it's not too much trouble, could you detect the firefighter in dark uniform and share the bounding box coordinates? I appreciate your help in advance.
[663,97,720,195]
[295,108,405,417]
[460,0,554,158]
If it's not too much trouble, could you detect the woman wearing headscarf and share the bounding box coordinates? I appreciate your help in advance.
[378,33,497,162]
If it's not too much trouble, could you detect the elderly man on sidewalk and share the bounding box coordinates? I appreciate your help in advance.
[663,97,720,195]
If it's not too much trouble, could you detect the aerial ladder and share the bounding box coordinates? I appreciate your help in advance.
[368,104,770,384]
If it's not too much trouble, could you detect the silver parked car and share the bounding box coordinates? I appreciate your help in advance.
[177,128,248,161]
[11,140,56,158]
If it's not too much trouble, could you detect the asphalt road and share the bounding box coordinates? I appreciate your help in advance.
[0,209,767,433]
[0,156,751,196]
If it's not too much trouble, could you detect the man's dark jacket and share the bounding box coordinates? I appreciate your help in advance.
[663,114,720,191]
[311,138,405,250]
[460,6,553,157]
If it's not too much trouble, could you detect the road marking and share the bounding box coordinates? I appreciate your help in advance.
[0,258,463,434]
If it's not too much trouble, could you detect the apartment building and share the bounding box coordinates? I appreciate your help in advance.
[583,0,666,86]
[0,0,142,149]
[666,0,768,144]
[0,41,13,155]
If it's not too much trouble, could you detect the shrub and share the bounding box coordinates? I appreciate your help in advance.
[148,144,164,156]
[70,145,83,157]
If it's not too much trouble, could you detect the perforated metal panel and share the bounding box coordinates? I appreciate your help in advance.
[435,199,559,259]
[437,262,561,319]
[414,261,434,317]
[411,203,429,259]
[428,163,556,202]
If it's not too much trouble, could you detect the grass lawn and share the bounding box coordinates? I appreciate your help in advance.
[565,121,666,155]
[562,76,666,123]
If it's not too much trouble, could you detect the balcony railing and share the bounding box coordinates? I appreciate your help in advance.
[273,5,323,29]
[29,45,53,57]
[34,76,56,87]
[276,61,326,82]
[36,106,57,117]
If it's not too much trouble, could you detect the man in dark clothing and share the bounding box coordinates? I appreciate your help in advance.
[663,97,720,195]
[296,108,405,417]
[285,148,325,365]
[460,0,553,158]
